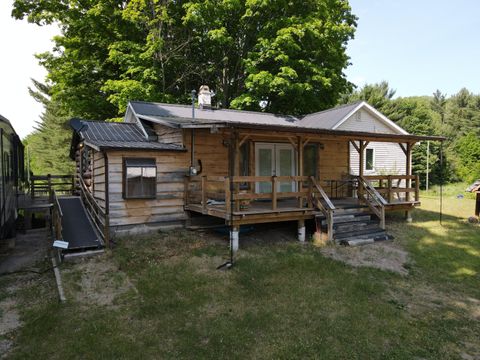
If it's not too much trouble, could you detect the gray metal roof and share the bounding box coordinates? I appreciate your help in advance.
[300,101,362,129]
[77,120,184,151]
[130,101,300,127]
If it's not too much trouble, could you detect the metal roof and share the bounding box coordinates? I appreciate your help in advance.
[300,102,362,129]
[71,119,185,151]
[130,101,300,127]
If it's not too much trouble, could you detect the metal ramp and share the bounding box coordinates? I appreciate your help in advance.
[57,197,102,251]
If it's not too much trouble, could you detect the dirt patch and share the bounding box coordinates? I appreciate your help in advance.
[320,241,410,275]
[0,298,21,336]
[62,254,137,306]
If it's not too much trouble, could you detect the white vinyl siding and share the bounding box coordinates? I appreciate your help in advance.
[349,142,406,176]
[337,109,397,134]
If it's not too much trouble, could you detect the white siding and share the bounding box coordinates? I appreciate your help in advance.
[349,142,407,176]
[337,109,397,134]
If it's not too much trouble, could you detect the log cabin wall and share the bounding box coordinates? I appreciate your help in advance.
[318,139,350,194]
[106,150,189,236]
[92,150,106,211]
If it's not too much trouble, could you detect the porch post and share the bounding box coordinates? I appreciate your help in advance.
[297,136,303,208]
[405,142,413,222]
[358,140,365,197]
[297,219,306,242]
[233,130,240,212]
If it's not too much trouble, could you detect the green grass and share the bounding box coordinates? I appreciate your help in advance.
[3,193,480,359]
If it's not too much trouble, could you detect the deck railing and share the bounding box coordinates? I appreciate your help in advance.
[363,175,420,203]
[78,176,110,248]
[358,176,387,229]
[31,174,75,199]
[186,175,312,215]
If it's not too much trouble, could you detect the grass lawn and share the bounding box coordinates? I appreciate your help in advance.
[2,190,479,359]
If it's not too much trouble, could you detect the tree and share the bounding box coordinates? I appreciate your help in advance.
[13,0,358,117]
[454,132,480,183]
[430,89,446,124]
[339,81,396,115]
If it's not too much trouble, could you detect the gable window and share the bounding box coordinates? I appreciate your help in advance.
[365,148,375,171]
[123,158,157,199]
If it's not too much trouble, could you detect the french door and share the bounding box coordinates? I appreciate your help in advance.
[255,143,296,193]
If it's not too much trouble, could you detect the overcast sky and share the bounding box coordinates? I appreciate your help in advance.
[1,0,479,139]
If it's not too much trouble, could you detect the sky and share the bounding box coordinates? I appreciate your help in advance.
[0,1,479,139]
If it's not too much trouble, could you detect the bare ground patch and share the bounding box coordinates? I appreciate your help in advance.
[62,253,138,307]
[320,241,410,275]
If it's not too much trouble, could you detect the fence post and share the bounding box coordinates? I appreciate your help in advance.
[387,176,393,203]
[48,174,53,203]
[415,175,420,202]
[225,177,231,220]
[104,215,110,249]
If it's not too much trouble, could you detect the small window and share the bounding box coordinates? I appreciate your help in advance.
[123,158,157,199]
[365,148,375,171]
[303,144,318,177]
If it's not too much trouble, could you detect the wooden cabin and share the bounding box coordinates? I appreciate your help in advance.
[70,99,443,249]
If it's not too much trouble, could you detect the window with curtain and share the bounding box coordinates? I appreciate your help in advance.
[123,158,157,199]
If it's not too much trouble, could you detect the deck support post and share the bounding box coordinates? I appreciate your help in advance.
[230,226,239,253]
[405,210,413,223]
[297,219,306,242]
[405,142,413,202]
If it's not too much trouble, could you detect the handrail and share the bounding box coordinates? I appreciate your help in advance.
[78,175,110,248]
[31,174,74,199]
[309,177,335,241]
[358,176,386,229]
[51,190,63,241]
[362,174,420,203]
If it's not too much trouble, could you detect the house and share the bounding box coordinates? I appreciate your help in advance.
[69,94,443,249]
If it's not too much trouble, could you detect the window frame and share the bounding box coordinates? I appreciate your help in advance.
[365,148,375,172]
[123,158,157,199]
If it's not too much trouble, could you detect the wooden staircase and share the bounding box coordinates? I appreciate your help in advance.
[308,176,393,247]
[315,205,394,246]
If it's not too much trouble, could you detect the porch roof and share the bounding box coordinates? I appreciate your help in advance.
[129,101,445,143]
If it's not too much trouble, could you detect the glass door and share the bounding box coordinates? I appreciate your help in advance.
[255,143,296,193]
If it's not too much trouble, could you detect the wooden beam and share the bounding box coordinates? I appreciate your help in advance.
[350,140,360,153]
[302,138,311,147]
[287,136,298,150]
[399,143,407,156]
[297,136,304,208]
[239,134,250,147]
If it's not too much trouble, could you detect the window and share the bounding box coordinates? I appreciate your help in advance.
[123,158,157,199]
[365,148,375,171]
[303,144,318,177]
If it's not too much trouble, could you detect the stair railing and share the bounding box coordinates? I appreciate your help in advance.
[51,189,63,241]
[78,175,110,248]
[309,177,336,241]
[357,176,387,229]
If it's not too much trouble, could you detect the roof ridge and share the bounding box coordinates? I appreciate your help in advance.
[130,100,300,119]
[301,101,364,119]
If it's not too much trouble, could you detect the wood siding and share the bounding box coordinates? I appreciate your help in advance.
[92,150,106,211]
[318,140,349,182]
[154,123,183,146]
[107,150,189,229]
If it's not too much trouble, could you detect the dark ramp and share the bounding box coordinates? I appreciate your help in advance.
[58,197,102,250]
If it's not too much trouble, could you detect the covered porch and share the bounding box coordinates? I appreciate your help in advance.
[183,125,434,248]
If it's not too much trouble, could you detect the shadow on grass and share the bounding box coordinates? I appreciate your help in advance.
[387,208,480,295]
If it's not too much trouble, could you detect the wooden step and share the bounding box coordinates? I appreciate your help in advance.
[332,223,383,236]
[335,228,386,240]
[318,213,371,226]
[338,233,394,247]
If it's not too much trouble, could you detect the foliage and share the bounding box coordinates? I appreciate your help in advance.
[454,132,480,183]
[13,0,357,118]
[23,80,75,175]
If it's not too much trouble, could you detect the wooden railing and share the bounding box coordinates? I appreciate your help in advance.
[51,190,63,241]
[186,175,312,215]
[31,174,75,199]
[358,176,387,229]
[363,175,420,203]
[308,177,336,241]
[78,176,110,248]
